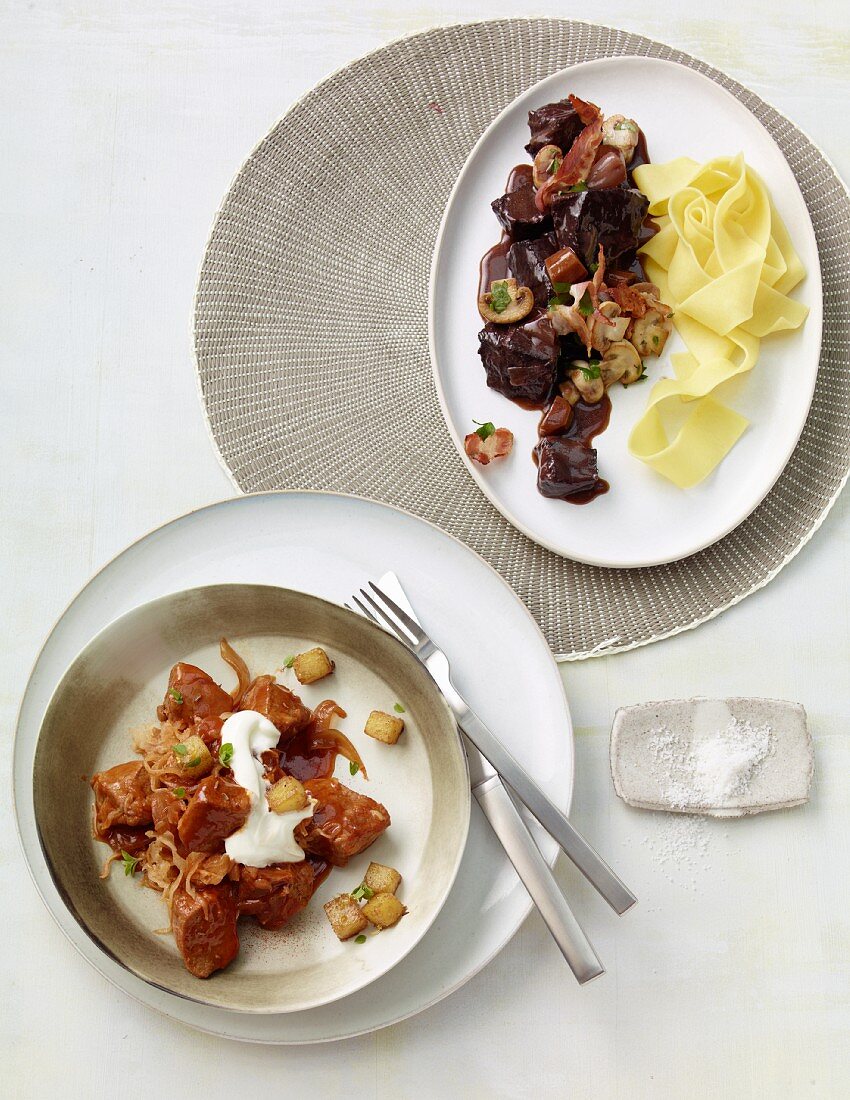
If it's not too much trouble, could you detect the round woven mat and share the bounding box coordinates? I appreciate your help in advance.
[194,19,850,660]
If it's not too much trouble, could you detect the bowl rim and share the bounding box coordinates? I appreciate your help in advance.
[27,581,471,1013]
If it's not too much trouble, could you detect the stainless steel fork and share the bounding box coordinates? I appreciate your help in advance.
[352,578,636,917]
[349,572,605,984]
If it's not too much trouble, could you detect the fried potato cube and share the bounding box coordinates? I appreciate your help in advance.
[172,734,214,779]
[267,774,309,814]
[364,861,402,896]
[293,647,335,685]
[323,894,368,941]
[362,892,407,930]
[364,710,404,745]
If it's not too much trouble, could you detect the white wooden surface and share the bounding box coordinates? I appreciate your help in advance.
[2,3,849,1096]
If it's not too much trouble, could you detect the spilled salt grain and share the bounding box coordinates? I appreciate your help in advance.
[639,717,774,884]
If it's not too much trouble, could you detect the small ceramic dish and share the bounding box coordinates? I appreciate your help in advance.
[32,583,469,1013]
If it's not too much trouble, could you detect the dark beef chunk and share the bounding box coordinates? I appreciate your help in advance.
[178,775,251,854]
[535,437,600,499]
[525,100,584,157]
[295,777,390,866]
[157,663,232,729]
[506,233,558,309]
[171,883,239,978]
[237,861,316,929]
[239,675,311,742]
[551,188,649,268]
[477,316,559,406]
[491,184,551,240]
[91,761,153,837]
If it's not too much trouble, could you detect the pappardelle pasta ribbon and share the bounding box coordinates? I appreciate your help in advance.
[629,154,808,488]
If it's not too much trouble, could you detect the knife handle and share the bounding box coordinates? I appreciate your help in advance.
[457,704,636,916]
[474,775,604,985]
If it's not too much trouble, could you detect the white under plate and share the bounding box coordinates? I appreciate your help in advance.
[14,491,573,1044]
[430,56,822,568]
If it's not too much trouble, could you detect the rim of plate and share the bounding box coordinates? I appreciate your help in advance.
[13,489,572,1042]
[30,581,470,1014]
[428,54,823,569]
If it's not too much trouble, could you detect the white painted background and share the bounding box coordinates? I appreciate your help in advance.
[2,2,849,1096]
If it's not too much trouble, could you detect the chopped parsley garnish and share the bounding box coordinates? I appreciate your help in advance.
[568,180,588,192]
[173,742,189,757]
[589,262,599,274]
[577,289,593,317]
[187,756,201,768]
[489,280,512,314]
[614,119,638,132]
[283,655,295,669]
[354,934,367,944]
[576,360,601,380]
[652,335,660,347]
[121,850,140,877]
[173,787,186,799]
[472,419,495,441]
[547,154,561,175]
[168,687,183,704]
[548,280,574,309]
[393,703,406,714]
[219,742,234,767]
[351,884,375,902]
[349,760,360,776]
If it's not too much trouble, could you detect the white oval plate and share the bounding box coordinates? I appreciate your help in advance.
[430,56,823,568]
[14,491,572,1043]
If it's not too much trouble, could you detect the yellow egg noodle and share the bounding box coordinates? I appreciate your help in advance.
[628,153,809,488]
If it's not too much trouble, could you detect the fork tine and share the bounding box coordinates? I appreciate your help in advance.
[358,588,418,646]
[367,581,425,642]
[350,595,378,624]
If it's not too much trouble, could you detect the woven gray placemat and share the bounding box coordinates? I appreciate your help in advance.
[193,19,850,661]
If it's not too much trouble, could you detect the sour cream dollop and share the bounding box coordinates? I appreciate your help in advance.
[222,710,314,868]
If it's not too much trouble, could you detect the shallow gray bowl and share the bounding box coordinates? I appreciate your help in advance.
[32,584,469,1013]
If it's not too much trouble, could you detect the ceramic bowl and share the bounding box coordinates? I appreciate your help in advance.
[33,583,469,1012]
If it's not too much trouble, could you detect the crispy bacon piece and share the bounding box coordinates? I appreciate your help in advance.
[463,427,514,466]
[568,93,601,125]
[536,97,603,212]
[608,281,673,320]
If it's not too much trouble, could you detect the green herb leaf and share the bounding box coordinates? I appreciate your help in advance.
[173,742,189,757]
[489,280,512,314]
[577,289,593,318]
[173,787,186,799]
[548,280,575,309]
[187,756,201,768]
[393,703,406,714]
[121,850,140,877]
[283,656,295,669]
[354,934,367,944]
[568,180,588,193]
[589,262,599,274]
[219,742,234,767]
[652,335,660,347]
[349,760,360,776]
[547,154,561,175]
[614,119,638,133]
[351,884,375,902]
[169,687,184,704]
[576,360,601,380]
[472,419,495,441]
